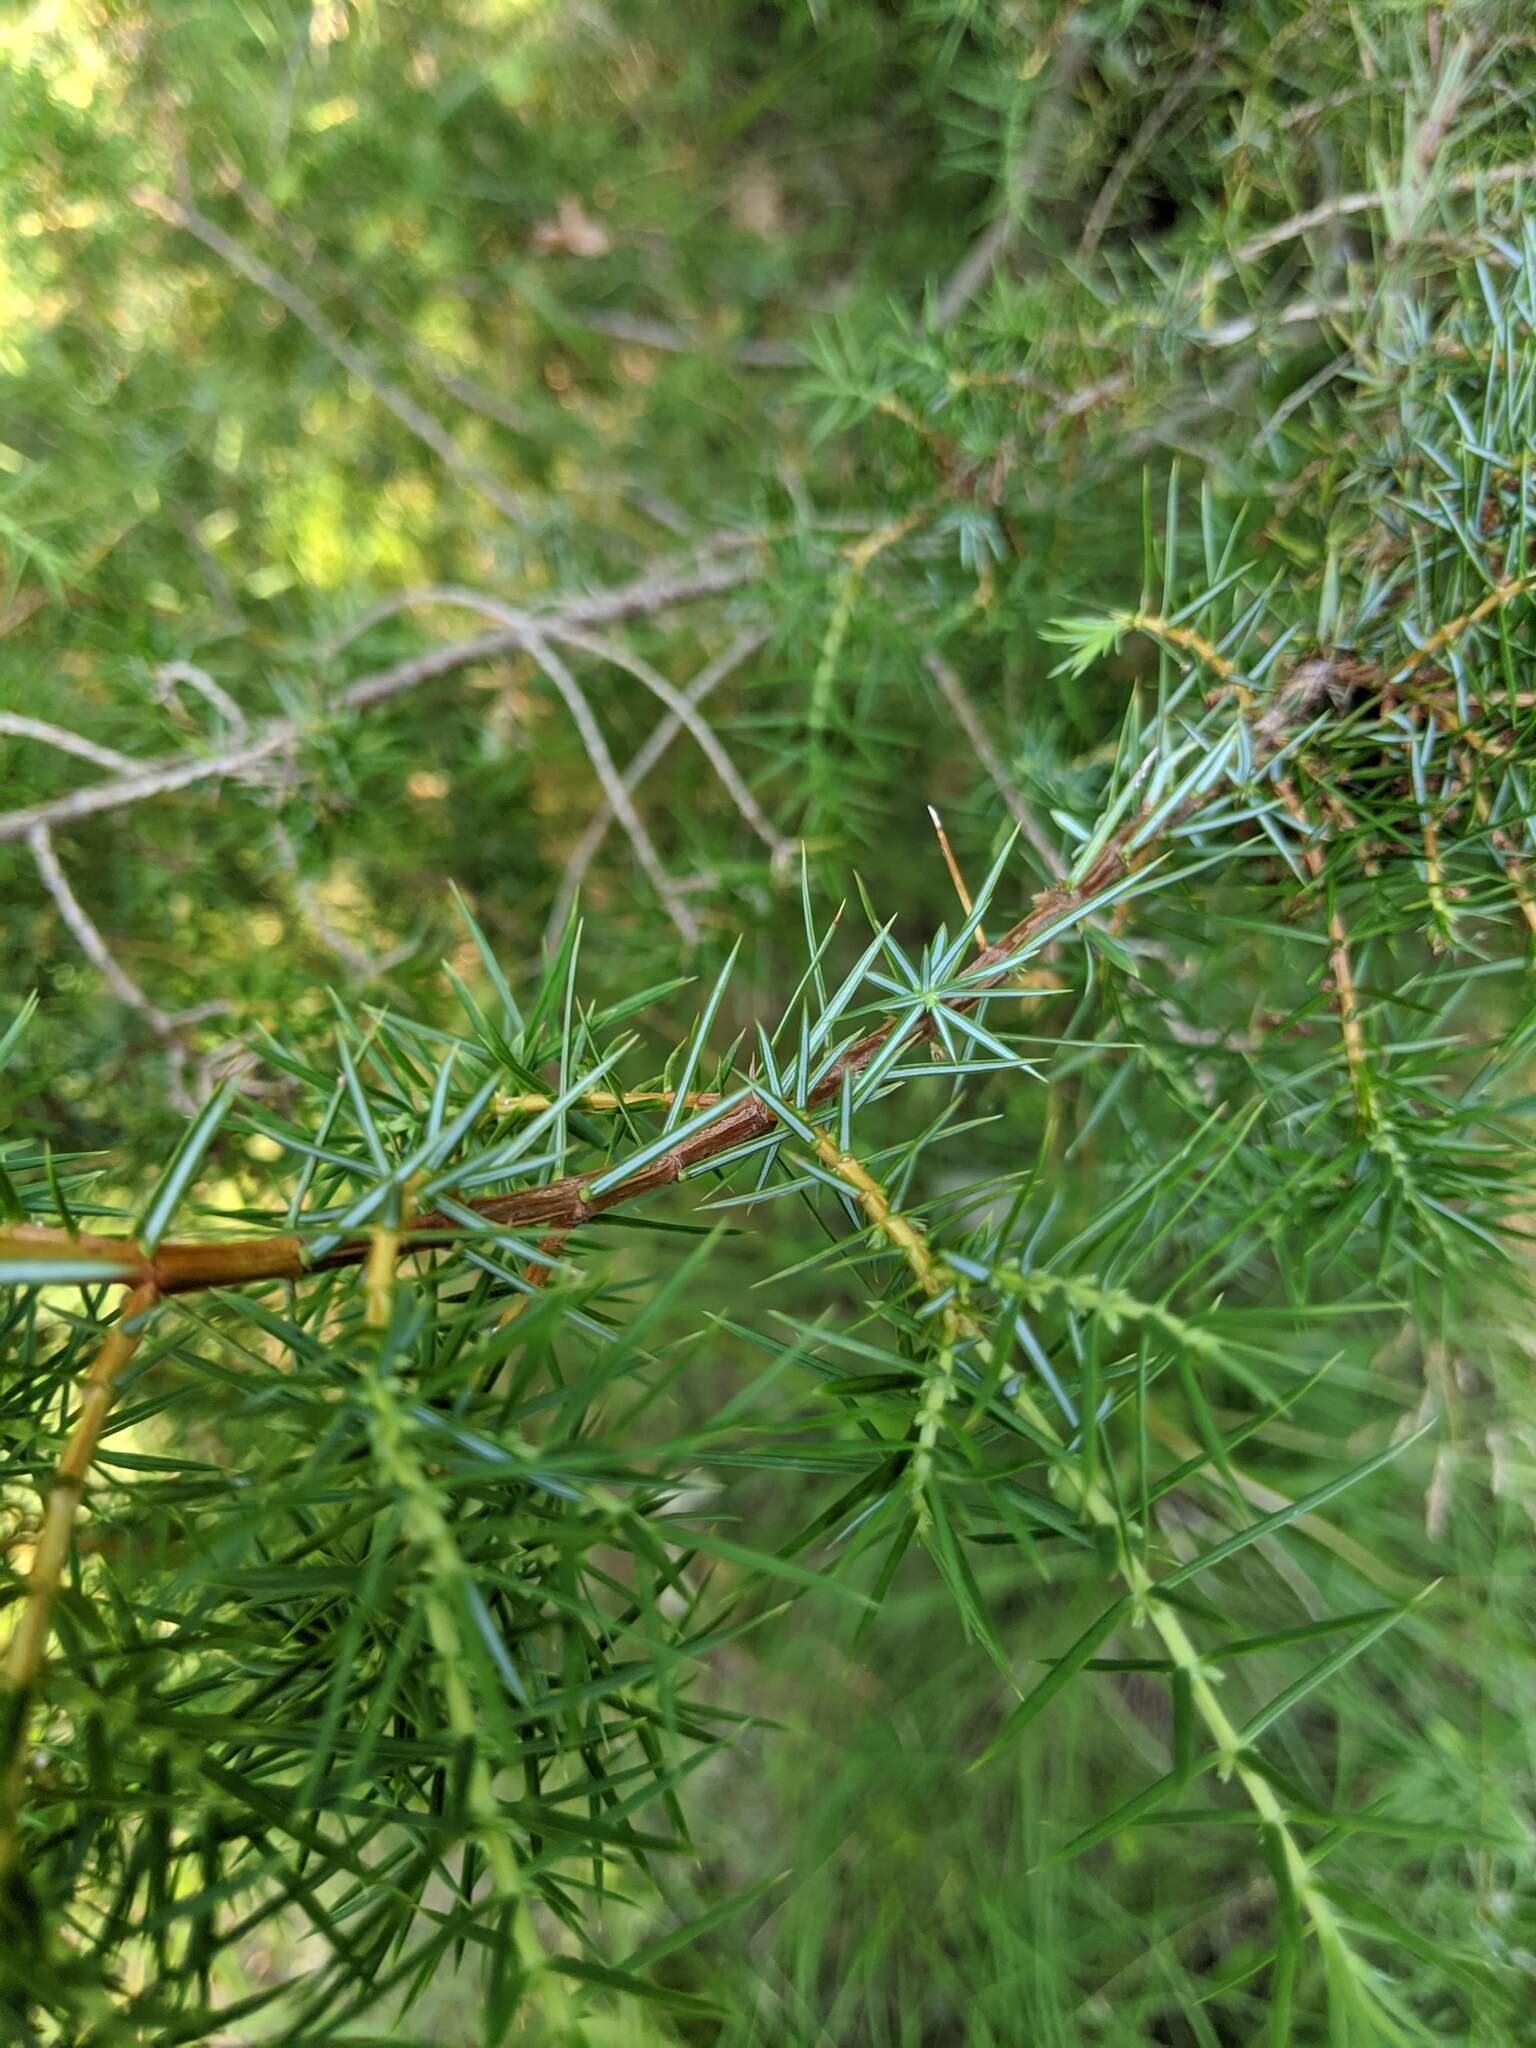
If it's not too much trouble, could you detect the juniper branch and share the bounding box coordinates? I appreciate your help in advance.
[805,1134,1360,1974]
[0,652,1345,1300]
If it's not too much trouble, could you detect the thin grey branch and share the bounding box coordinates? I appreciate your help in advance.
[933,28,1091,328]
[379,586,785,860]
[1204,153,1536,288]
[544,617,784,855]
[513,625,699,947]
[1079,67,1206,261]
[27,823,244,1110]
[0,553,759,846]
[28,824,173,1029]
[324,542,760,668]
[153,661,248,735]
[574,308,801,369]
[226,174,536,435]
[1188,299,1350,350]
[0,715,141,777]
[270,823,421,980]
[0,732,292,846]
[547,627,769,947]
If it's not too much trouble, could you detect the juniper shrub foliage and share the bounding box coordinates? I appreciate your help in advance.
[3,3,1536,2042]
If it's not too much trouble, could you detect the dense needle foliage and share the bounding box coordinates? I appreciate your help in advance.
[4,3,1536,2042]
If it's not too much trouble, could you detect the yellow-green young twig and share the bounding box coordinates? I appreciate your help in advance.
[1390,567,1536,684]
[364,1220,399,1330]
[1419,801,1456,954]
[1460,748,1536,936]
[807,1133,1357,1977]
[359,1221,581,2037]
[1274,778,1384,1140]
[1118,610,1241,690]
[808,507,934,763]
[811,1131,965,1529]
[493,1086,723,1118]
[1,1282,160,1874]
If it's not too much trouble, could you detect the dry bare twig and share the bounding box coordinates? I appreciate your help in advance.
[529,617,787,858]
[1202,153,1536,290]
[269,822,422,983]
[152,661,248,735]
[546,628,770,947]
[0,554,760,849]
[328,582,783,871]
[934,22,1092,328]
[4,555,771,1060]
[0,715,140,777]
[517,626,700,945]
[26,825,236,1111]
